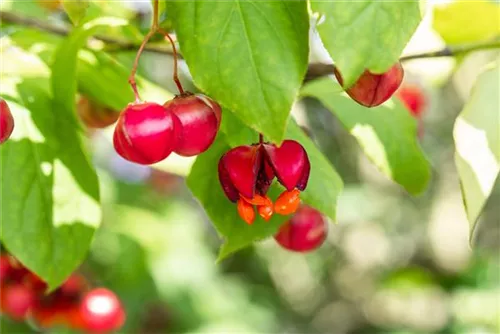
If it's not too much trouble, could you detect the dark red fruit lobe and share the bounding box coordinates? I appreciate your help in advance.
[335,63,404,107]
[263,140,310,192]
[0,99,15,144]
[274,206,327,252]
[1,284,35,320]
[77,97,119,129]
[396,85,425,118]
[218,145,261,201]
[164,93,221,156]
[113,102,180,165]
[80,288,125,332]
[60,273,87,296]
[23,272,47,293]
[0,255,12,283]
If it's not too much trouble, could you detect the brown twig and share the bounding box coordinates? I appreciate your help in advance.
[0,10,174,56]
[2,10,499,83]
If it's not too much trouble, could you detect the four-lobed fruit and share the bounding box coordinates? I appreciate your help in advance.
[274,205,327,252]
[77,97,120,129]
[335,62,404,107]
[163,93,221,157]
[80,288,126,333]
[218,140,310,224]
[0,99,14,144]
[113,102,181,165]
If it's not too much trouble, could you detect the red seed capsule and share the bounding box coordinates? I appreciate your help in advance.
[274,206,327,252]
[80,288,125,332]
[335,62,404,107]
[1,284,35,320]
[164,93,221,157]
[113,102,181,165]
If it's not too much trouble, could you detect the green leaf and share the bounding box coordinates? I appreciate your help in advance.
[62,0,90,25]
[453,65,500,239]
[433,1,500,45]
[167,0,309,143]
[0,80,100,290]
[77,50,174,111]
[0,18,127,289]
[51,17,128,114]
[301,78,430,195]
[189,116,342,260]
[286,122,343,221]
[5,29,173,111]
[310,0,421,87]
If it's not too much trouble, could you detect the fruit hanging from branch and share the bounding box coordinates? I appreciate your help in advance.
[334,63,404,107]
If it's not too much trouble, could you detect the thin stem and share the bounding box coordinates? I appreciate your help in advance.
[152,0,159,28]
[2,10,499,83]
[0,10,175,55]
[400,40,500,61]
[259,133,264,144]
[158,28,185,95]
[128,29,157,102]
[127,0,160,102]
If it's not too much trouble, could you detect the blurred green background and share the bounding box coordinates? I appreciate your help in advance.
[1,0,499,333]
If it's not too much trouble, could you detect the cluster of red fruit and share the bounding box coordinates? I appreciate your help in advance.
[113,93,221,165]
[218,139,310,224]
[0,254,125,332]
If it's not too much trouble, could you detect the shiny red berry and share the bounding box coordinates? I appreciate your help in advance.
[80,288,125,332]
[335,62,404,107]
[274,206,327,252]
[113,102,181,165]
[1,284,35,320]
[163,93,221,157]
[0,99,15,144]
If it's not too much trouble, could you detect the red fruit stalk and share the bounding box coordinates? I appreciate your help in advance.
[274,206,328,252]
[335,63,404,107]
[0,99,15,144]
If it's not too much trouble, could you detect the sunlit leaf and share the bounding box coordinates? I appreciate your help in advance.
[167,0,309,143]
[453,65,500,239]
[301,77,430,195]
[310,0,421,87]
[62,0,89,25]
[433,1,500,45]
